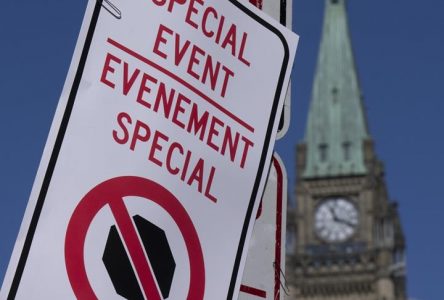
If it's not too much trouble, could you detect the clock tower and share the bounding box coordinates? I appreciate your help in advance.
[286,0,407,299]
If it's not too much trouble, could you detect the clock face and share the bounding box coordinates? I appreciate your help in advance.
[314,198,359,243]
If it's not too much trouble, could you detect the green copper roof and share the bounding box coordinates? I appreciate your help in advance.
[303,0,369,178]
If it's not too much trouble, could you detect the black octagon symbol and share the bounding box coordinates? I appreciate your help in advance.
[103,215,176,299]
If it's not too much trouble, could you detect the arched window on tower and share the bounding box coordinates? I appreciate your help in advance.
[319,143,328,162]
[343,141,351,161]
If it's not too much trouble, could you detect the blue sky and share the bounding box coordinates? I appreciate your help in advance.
[1,1,443,299]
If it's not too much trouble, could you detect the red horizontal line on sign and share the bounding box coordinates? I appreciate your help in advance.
[240,284,267,298]
[107,38,255,134]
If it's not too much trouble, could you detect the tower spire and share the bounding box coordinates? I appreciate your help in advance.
[303,0,369,178]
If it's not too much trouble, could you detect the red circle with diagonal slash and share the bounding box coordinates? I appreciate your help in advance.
[64,176,205,300]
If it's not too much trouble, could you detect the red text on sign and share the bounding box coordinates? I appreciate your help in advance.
[101,52,254,169]
[153,24,235,98]
[113,111,218,203]
[151,0,251,68]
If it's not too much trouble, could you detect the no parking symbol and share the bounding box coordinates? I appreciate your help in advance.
[64,176,205,299]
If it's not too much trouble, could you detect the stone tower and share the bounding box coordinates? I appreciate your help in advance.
[286,0,407,299]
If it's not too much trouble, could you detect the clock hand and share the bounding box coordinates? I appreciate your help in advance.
[329,207,348,225]
[328,206,338,220]
[335,217,356,228]
[328,203,356,227]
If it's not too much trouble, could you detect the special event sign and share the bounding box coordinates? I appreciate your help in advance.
[1,0,298,299]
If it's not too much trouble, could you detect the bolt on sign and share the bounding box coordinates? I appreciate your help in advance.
[239,154,288,300]
[1,0,298,299]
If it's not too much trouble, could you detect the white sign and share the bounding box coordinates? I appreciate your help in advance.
[239,153,287,300]
[1,0,298,299]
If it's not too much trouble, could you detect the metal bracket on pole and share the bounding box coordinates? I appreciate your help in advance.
[101,0,122,19]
